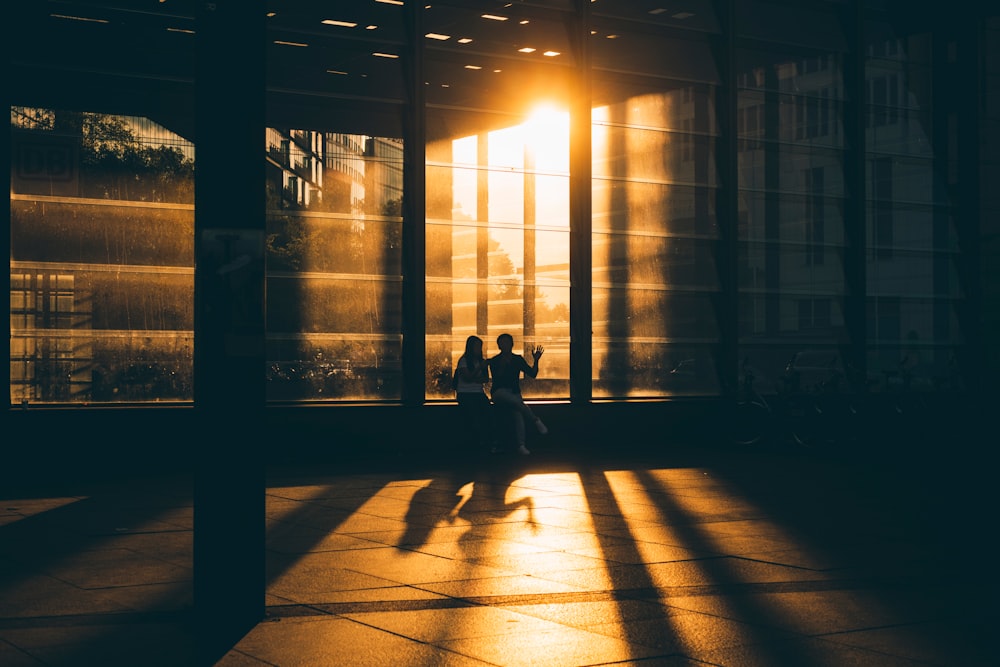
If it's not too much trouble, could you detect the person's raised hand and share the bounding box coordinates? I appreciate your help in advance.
[532,344,544,360]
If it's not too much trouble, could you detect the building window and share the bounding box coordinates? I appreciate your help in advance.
[265,130,405,401]
[871,157,894,260]
[805,167,825,266]
[10,107,195,405]
[798,298,831,330]
[426,108,571,399]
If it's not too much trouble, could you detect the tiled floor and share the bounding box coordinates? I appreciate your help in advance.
[0,441,990,666]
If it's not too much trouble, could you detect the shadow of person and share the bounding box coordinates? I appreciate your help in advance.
[397,470,475,548]
[396,456,534,550]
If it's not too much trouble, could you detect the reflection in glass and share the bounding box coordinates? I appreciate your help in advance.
[10,107,194,404]
[735,6,850,389]
[592,82,722,397]
[863,25,964,390]
[265,130,404,401]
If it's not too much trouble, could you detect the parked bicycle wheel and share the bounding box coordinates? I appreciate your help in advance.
[731,400,770,445]
[784,394,823,447]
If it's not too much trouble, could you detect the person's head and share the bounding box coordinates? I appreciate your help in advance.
[496,333,514,353]
[464,335,483,359]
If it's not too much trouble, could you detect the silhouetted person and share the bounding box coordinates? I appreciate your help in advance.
[454,335,494,454]
[488,333,547,455]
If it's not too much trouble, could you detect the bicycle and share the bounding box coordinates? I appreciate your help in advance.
[729,358,823,447]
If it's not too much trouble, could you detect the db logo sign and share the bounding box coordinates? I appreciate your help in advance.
[16,138,78,182]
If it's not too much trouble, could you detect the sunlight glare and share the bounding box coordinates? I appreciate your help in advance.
[523,104,569,172]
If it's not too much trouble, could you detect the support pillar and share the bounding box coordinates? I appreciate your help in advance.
[193,2,266,663]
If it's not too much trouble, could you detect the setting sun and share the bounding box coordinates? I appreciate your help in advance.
[523,104,569,170]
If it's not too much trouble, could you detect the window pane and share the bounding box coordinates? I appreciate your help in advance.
[736,1,850,390]
[426,106,571,400]
[264,2,407,402]
[10,108,195,404]
[864,23,965,391]
[592,66,722,397]
[264,132,404,401]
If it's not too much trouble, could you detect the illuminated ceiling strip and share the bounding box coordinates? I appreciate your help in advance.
[51,14,109,23]
[322,19,358,27]
[481,14,509,21]
[376,0,404,5]
[373,52,399,58]
[425,32,450,40]
[274,40,308,47]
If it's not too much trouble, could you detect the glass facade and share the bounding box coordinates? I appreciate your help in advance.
[591,2,723,398]
[7,1,996,408]
[735,1,851,393]
[10,108,195,403]
[425,1,575,400]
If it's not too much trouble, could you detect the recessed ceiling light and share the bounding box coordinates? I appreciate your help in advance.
[606,34,618,39]
[464,65,482,70]
[649,8,668,15]
[376,0,404,5]
[519,20,529,25]
[518,47,536,53]
[327,69,348,76]
[366,25,378,30]
[322,19,357,28]
[373,52,399,58]
[543,51,560,57]
[167,27,195,34]
[425,32,450,40]
[458,38,473,43]
[482,14,509,21]
[274,40,308,47]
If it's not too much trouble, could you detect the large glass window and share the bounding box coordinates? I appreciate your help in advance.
[424,2,573,399]
[9,2,197,406]
[10,108,195,404]
[264,0,407,401]
[864,22,964,393]
[736,0,849,396]
[264,130,404,401]
[590,4,723,397]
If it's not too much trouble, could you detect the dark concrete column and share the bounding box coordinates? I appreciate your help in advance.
[193,1,266,663]
[401,3,426,406]
[569,0,592,404]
